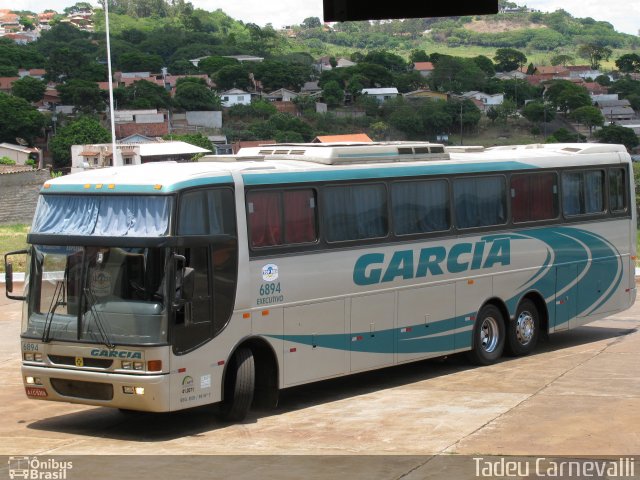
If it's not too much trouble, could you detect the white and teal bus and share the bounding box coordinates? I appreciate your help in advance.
[5,141,636,421]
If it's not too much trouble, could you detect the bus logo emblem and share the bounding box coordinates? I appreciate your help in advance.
[262,264,279,282]
[75,357,84,367]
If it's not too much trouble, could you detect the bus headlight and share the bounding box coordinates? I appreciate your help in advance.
[23,353,43,362]
[123,386,145,395]
[121,361,132,369]
[25,376,42,385]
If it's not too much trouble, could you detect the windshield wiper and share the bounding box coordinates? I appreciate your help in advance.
[42,281,65,343]
[83,288,115,349]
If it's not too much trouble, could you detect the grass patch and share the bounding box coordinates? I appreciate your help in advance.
[0,224,29,274]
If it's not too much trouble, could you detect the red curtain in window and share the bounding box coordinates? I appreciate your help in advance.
[512,173,556,223]
[283,190,316,244]
[529,173,556,221]
[511,176,529,223]
[248,192,282,247]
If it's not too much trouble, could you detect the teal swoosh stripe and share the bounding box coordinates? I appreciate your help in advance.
[266,226,624,354]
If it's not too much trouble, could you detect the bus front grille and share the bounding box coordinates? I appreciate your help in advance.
[50,378,114,400]
[48,355,113,369]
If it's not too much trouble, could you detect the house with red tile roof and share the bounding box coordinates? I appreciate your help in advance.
[0,76,19,93]
[413,61,435,77]
[312,133,373,143]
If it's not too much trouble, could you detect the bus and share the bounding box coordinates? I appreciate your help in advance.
[4,141,636,421]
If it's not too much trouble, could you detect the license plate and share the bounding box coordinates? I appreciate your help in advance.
[25,387,48,398]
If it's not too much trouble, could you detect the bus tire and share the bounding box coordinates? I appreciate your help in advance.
[217,347,255,422]
[506,299,539,356]
[467,304,505,366]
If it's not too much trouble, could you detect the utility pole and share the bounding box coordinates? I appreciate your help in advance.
[460,102,463,146]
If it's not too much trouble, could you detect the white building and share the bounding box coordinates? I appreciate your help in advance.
[70,141,210,172]
[220,88,252,107]
[461,91,504,107]
[361,87,399,103]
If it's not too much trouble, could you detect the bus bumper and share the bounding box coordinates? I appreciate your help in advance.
[21,364,172,412]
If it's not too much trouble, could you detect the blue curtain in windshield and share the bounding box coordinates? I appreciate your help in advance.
[32,195,170,236]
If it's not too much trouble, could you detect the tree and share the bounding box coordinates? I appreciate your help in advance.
[57,80,105,113]
[322,80,344,108]
[214,64,251,91]
[550,54,574,67]
[410,50,429,63]
[50,117,110,170]
[302,17,322,29]
[544,80,591,114]
[569,106,604,136]
[199,56,239,75]
[429,56,486,93]
[595,75,612,86]
[546,128,584,143]
[173,80,221,111]
[594,125,639,151]
[577,43,612,70]
[615,54,640,74]
[473,55,495,77]
[118,79,172,109]
[493,48,527,72]
[389,106,423,139]
[522,101,555,123]
[11,77,46,103]
[118,52,164,73]
[0,92,45,144]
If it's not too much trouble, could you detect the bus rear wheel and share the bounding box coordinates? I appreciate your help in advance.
[506,299,539,356]
[217,347,255,422]
[467,304,505,366]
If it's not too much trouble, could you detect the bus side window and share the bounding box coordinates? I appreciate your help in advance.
[562,170,605,216]
[511,172,558,223]
[391,179,449,235]
[247,189,317,248]
[453,176,507,229]
[323,184,388,242]
[609,168,627,213]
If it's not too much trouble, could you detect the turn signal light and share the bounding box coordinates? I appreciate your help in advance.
[147,360,162,372]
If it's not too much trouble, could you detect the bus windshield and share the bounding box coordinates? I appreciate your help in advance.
[23,245,169,345]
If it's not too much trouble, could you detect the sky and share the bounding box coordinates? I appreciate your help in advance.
[1,0,638,35]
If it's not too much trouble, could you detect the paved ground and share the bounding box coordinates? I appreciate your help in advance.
[0,291,638,479]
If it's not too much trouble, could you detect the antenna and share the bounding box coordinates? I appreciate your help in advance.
[16,137,28,146]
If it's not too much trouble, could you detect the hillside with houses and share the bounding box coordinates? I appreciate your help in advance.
[1,0,640,177]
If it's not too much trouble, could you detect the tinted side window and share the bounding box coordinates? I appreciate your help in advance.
[324,184,388,242]
[511,172,558,223]
[392,179,449,235]
[178,188,236,235]
[247,189,317,248]
[453,176,506,229]
[562,170,605,216]
[609,168,627,212]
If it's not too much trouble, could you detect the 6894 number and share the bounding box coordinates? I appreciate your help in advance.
[259,282,281,296]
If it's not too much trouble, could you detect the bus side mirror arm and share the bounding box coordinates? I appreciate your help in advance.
[171,254,194,326]
[5,250,28,301]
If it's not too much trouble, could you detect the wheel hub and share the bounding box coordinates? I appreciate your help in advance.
[480,316,499,353]
[516,310,535,345]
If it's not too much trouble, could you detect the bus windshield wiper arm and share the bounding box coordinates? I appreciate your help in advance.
[42,281,65,343]
[83,288,115,349]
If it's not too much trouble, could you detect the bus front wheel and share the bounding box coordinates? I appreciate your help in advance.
[467,304,505,366]
[506,299,539,356]
[217,347,255,422]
